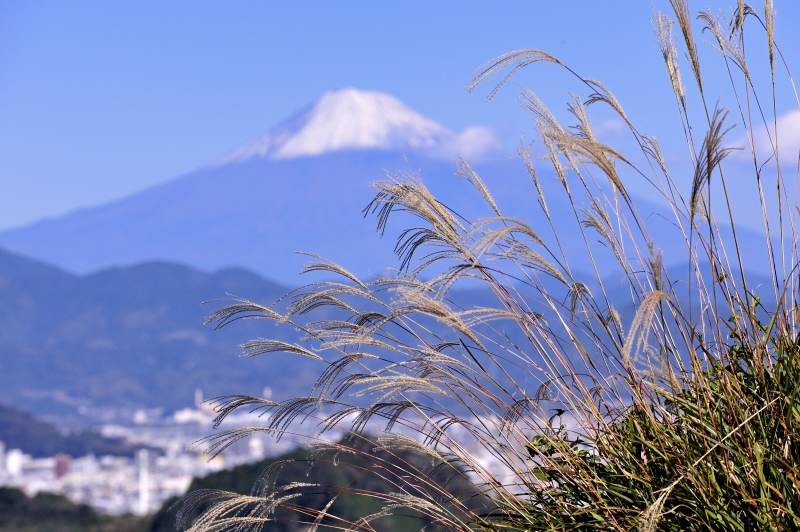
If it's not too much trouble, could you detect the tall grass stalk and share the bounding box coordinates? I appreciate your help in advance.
[177,3,800,530]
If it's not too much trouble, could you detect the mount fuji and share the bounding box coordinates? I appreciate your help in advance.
[216,88,501,163]
[0,89,510,283]
[0,87,770,285]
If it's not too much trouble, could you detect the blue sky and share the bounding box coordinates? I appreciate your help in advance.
[1,1,798,231]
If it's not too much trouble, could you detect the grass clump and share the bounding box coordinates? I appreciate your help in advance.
[176,2,800,530]
[507,314,800,530]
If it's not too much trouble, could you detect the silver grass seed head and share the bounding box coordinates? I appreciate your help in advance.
[622,290,669,364]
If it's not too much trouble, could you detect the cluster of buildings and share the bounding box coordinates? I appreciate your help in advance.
[0,389,509,517]
[0,445,202,515]
[0,390,299,516]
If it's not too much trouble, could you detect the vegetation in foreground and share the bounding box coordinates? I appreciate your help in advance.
[172,2,800,530]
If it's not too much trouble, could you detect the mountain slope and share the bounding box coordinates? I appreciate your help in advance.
[0,247,319,417]
[0,152,424,283]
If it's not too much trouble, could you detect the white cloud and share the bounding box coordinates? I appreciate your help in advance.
[731,109,800,164]
[430,126,504,161]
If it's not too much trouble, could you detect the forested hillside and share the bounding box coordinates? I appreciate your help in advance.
[0,247,318,418]
[148,437,484,532]
[0,487,147,532]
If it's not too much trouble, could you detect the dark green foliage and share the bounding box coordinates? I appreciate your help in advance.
[0,487,147,532]
[498,335,800,531]
[0,403,147,458]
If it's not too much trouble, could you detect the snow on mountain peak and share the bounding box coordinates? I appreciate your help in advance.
[216,88,501,164]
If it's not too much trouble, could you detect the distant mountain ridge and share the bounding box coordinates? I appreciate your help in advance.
[0,243,772,421]
[0,246,319,418]
[0,245,530,421]
[0,403,147,458]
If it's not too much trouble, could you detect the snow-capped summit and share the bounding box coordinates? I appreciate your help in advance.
[217,88,501,163]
